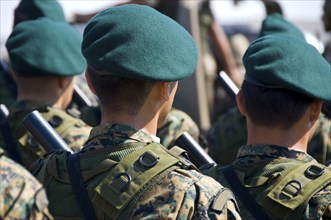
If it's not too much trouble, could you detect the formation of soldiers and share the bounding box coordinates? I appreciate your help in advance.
[0,0,330,219]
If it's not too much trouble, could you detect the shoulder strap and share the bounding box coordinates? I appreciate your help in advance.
[92,142,181,219]
[260,161,331,219]
[222,164,271,220]
[67,153,97,220]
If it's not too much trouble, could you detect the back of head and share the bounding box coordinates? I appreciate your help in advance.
[6,18,86,78]
[242,34,331,128]
[82,4,197,82]
[14,0,66,26]
[259,13,305,40]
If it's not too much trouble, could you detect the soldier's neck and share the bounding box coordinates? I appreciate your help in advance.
[245,119,317,153]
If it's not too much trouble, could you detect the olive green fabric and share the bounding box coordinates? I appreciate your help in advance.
[82,4,197,82]
[259,13,305,40]
[243,34,331,102]
[15,0,66,22]
[6,18,86,77]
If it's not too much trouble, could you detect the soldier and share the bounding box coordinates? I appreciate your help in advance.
[32,5,240,219]
[207,11,331,166]
[0,0,66,108]
[2,18,91,169]
[204,34,331,219]
[0,147,53,219]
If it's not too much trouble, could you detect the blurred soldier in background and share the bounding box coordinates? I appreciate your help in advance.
[0,0,66,108]
[205,34,331,219]
[322,0,331,64]
[1,18,91,168]
[33,5,240,219]
[0,147,53,219]
[0,0,99,127]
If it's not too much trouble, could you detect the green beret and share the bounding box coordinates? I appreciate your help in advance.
[6,18,86,77]
[259,13,305,40]
[243,34,331,101]
[15,0,66,22]
[82,4,197,81]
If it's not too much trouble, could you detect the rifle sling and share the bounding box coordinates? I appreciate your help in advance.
[222,164,271,220]
[67,153,96,220]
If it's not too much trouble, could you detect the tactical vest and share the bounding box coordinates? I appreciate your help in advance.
[208,160,331,219]
[17,106,86,168]
[34,142,236,219]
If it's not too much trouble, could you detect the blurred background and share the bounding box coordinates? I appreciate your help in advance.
[1,0,327,59]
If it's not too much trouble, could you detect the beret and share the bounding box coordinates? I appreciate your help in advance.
[243,34,331,101]
[259,13,305,40]
[82,4,197,81]
[15,0,66,22]
[6,18,86,77]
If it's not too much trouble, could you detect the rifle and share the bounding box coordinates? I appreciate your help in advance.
[174,131,216,170]
[217,71,239,101]
[23,110,73,153]
[0,104,22,163]
[23,110,96,219]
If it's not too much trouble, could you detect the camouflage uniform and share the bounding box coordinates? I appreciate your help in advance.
[1,100,91,168]
[157,108,202,149]
[34,124,240,219]
[0,148,53,219]
[207,107,331,166]
[204,144,331,219]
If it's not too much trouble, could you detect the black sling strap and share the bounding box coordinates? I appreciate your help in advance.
[222,164,271,220]
[0,104,22,164]
[67,152,97,220]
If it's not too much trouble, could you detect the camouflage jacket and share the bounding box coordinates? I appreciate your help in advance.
[204,144,331,220]
[35,123,241,219]
[0,100,91,169]
[0,148,53,219]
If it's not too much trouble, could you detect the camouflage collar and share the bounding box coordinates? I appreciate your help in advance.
[85,123,155,147]
[237,144,316,163]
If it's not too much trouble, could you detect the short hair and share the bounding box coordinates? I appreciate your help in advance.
[241,80,314,129]
[87,67,156,115]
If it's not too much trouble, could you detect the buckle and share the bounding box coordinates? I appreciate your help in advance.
[305,165,324,178]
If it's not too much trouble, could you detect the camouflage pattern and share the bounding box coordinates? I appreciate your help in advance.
[36,123,241,219]
[0,99,91,169]
[206,107,247,165]
[204,144,331,219]
[207,107,331,166]
[0,61,16,107]
[0,148,53,219]
[308,113,331,165]
[157,108,201,149]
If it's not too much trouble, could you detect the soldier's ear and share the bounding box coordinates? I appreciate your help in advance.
[309,100,322,124]
[236,90,247,116]
[85,70,96,95]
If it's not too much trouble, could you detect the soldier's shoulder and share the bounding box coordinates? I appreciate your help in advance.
[134,167,239,219]
[0,155,51,219]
